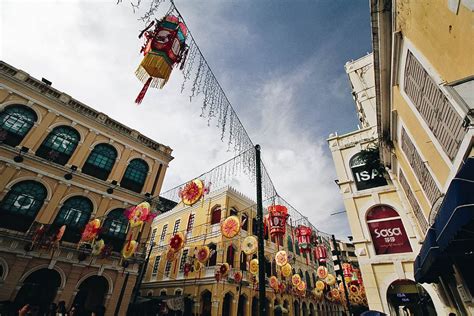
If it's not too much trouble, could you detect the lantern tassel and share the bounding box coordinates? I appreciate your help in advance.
[135,77,152,105]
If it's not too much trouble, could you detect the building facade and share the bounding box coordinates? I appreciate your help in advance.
[371,0,473,314]
[328,54,453,315]
[141,186,344,316]
[0,61,173,315]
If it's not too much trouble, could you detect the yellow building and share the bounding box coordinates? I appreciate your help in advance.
[141,186,344,316]
[371,0,473,314]
[328,53,453,314]
[0,61,173,315]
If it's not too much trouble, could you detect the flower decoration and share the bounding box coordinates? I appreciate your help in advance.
[196,246,210,263]
[179,179,205,206]
[331,289,340,300]
[169,232,185,251]
[166,248,178,262]
[281,263,292,278]
[325,274,336,286]
[234,271,243,283]
[269,276,279,290]
[183,263,192,276]
[80,219,101,243]
[242,236,258,255]
[219,263,230,277]
[316,280,326,291]
[297,280,307,292]
[291,274,301,286]
[349,284,359,296]
[249,259,259,275]
[275,250,288,267]
[193,260,203,272]
[124,202,152,227]
[91,239,105,256]
[221,216,241,238]
[121,240,138,259]
[317,266,328,279]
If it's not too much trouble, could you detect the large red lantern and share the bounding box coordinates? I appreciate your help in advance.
[135,15,188,104]
[267,205,289,247]
[296,225,312,263]
[314,245,327,264]
[342,263,353,277]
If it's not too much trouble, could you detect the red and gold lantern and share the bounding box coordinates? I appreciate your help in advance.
[314,245,328,264]
[342,263,353,278]
[135,15,188,104]
[267,205,289,237]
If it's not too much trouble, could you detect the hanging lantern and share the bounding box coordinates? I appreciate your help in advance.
[314,245,328,264]
[135,15,189,104]
[267,205,289,242]
[342,263,353,278]
[295,225,312,252]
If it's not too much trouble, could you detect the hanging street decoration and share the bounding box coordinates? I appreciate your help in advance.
[122,239,138,259]
[135,14,189,104]
[79,219,101,246]
[221,216,241,238]
[275,250,288,267]
[266,204,289,249]
[178,179,209,206]
[242,235,258,255]
[169,232,185,251]
[317,266,328,279]
[196,245,210,264]
[124,201,156,227]
[314,245,328,264]
[281,263,292,278]
[249,258,259,275]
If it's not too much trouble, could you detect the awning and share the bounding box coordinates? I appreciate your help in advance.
[414,228,451,283]
[434,157,474,253]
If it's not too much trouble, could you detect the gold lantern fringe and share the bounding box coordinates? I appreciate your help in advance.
[135,52,173,89]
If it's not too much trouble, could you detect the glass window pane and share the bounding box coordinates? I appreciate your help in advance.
[54,197,92,229]
[86,144,117,170]
[0,106,37,136]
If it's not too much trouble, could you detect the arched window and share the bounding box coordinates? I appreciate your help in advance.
[350,152,387,191]
[240,251,247,271]
[287,235,294,253]
[241,213,248,231]
[305,271,312,288]
[82,144,117,180]
[210,206,221,225]
[366,205,412,255]
[295,240,301,255]
[120,158,148,193]
[208,243,217,266]
[53,196,93,243]
[226,245,235,267]
[0,181,47,232]
[0,105,37,147]
[100,208,128,251]
[229,207,238,217]
[36,126,80,165]
[252,217,258,235]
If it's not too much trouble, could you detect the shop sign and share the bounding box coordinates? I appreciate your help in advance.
[368,218,412,255]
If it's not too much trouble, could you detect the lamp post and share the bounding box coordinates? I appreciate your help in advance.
[255,145,266,316]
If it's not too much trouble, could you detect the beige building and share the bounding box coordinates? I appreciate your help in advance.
[140,186,343,316]
[328,53,452,315]
[0,61,173,315]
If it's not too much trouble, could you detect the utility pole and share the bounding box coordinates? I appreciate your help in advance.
[114,272,129,316]
[255,145,266,316]
[332,234,352,316]
[131,241,156,305]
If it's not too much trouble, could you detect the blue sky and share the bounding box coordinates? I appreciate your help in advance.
[1,0,372,238]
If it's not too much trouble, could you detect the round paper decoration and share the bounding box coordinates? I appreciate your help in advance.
[249,259,259,275]
[331,288,340,300]
[80,219,101,243]
[179,179,204,206]
[316,280,326,291]
[275,250,288,267]
[122,240,138,259]
[219,263,230,277]
[242,236,258,255]
[269,276,279,289]
[197,246,210,263]
[349,284,360,296]
[91,239,105,256]
[326,274,336,286]
[234,271,243,283]
[127,202,151,227]
[291,274,302,286]
[169,232,185,251]
[221,216,241,238]
[317,266,328,279]
[281,263,292,278]
[193,260,203,272]
[297,281,307,292]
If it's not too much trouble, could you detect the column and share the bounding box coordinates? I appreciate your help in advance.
[109,147,132,183]
[23,110,58,152]
[0,166,18,194]
[37,182,68,223]
[68,129,97,169]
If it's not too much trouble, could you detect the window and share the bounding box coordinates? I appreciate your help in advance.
[208,243,217,266]
[179,249,189,272]
[265,259,271,277]
[451,78,474,109]
[241,213,248,231]
[0,105,37,147]
[226,245,235,267]
[100,208,128,251]
[164,261,172,277]
[229,208,238,216]
[366,205,412,255]
[53,196,93,243]
[82,144,117,180]
[240,252,247,271]
[350,152,387,191]
[150,228,157,245]
[0,180,47,232]
[36,126,80,165]
[295,241,301,256]
[160,224,168,243]
[287,236,294,253]
[305,271,312,289]
[252,217,258,235]
[120,159,148,193]
[152,256,161,277]
[186,213,195,236]
[211,206,221,225]
[172,219,181,235]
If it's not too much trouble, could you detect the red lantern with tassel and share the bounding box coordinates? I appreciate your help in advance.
[296,225,312,264]
[135,15,188,104]
[267,205,289,249]
[314,245,327,264]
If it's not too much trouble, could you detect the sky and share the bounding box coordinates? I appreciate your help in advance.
[0,0,372,239]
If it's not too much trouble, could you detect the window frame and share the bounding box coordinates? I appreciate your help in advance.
[0,105,37,147]
[36,126,80,165]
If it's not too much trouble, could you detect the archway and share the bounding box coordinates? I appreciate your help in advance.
[237,294,247,316]
[73,275,109,315]
[251,296,259,316]
[222,292,234,316]
[293,300,300,316]
[302,302,308,316]
[201,290,212,316]
[14,268,61,314]
[309,303,315,316]
[386,279,436,315]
